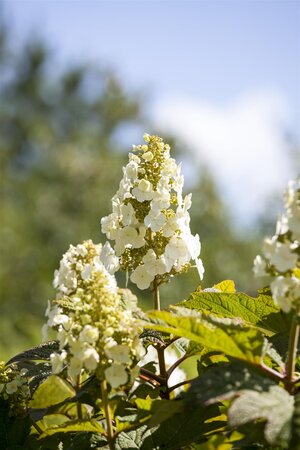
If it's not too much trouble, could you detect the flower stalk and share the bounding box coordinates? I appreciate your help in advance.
[285,314,300,394]
[101,379,115,450]
[153,276,161,311]
[76,375,83,420]
[30,417,43,435]
[152,280,170,398]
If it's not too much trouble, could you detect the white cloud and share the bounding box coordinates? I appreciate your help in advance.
[153,89,295,225]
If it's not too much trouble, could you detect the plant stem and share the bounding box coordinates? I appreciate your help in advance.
[140,367,165,384]
[101,379,115,450]
[157,347,167,378]
[76,375,83,420]
[153,277,161,310]
[259,362,283,382]
[167,354,189,377]
[166,378,195,395]
[30,416,43,435]
[285,315,300,394]
[152,279,169,398]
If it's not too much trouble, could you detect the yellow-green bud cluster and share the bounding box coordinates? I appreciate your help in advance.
[44,240,144,389]
[0,362,30,416]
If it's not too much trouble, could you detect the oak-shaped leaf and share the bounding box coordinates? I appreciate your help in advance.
[184,361,275,406]
[228,385,294,446]
[146,309,265,365]
[178,287,289,336]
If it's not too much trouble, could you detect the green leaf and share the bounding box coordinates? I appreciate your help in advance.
[134,397,182,428]
[230,421,272,449]
[228,385,294,446]
[129,380,159,401]
[30,375,75,409]
[116,403,223,450]
[213,279,236,293]
[116,425,154,450]
[148,401,183,429]
[193,432,242,450]
[30,369,54,394]
[70,432,108,449]
[173,338,228,376]
[0,399,32,450]
[174,338,208,359]
[184,361,275,406]
[139,329,166,346]
[40,419,105,438]
[7,341,59,365]
[146,310,265,364]
[178,289,289,335]
[41,413,72,429]
[289,391,300,449]
[17,361,53,393]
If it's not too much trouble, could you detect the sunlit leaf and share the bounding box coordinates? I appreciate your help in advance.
[178,290,289,335]
[213,280,236,293]
[30,375,75,409]
[146,310,265,364]
[40,419,105,438]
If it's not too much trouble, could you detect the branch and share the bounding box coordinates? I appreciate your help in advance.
[139,367,165,384]
[284,316,300,393]
[167,354,189,377]
[167,378,195,394]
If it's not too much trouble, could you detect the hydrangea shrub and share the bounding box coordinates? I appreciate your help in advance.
[1,134,300,450]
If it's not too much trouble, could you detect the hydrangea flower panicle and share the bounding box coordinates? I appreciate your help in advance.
[101,134,204,290]
[44,240,144,389]
[254,178,300,312]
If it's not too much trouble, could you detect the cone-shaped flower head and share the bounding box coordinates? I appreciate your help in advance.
[44,240,144,389]
[253,178,300,312]
[101,134,204,290]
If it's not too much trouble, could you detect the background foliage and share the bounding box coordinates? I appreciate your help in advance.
[0,21,272,359]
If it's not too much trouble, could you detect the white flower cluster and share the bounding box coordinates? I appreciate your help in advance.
[101,134,204,290]
[0,362,30,415]
[44,240,144,389]
[254,179,300,312]
[52,240,119,296]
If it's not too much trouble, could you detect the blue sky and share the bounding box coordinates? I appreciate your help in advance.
[4,1,299,119]
[3,0,300,222]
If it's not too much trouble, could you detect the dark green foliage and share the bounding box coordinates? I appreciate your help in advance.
[0,398,32,450]
[114,403,223,450]
[140,329,167,347]
[6,341,59,393]
[289,392,300,449]
[184,361,275,406]
[7,341,59,365]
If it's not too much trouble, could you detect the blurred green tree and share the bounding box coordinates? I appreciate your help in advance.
[0,24,265,359]
[0,27,144,357]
